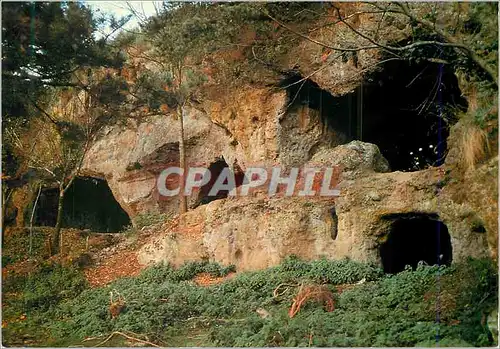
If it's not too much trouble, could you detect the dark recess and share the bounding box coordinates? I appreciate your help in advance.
[280,60,467,172]
[34,177,131,232]
[330,207,338,240]
[379,213,452,274]
[194,157,245,208]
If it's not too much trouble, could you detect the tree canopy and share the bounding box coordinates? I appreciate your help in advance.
[2,2,125,122]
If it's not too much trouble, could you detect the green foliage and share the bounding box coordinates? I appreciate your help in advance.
[93,74,129,108]
[471,82,498,129]
[2,256,493,347]
[21,264,87,311]
[132,210,172,230]
[143,3,328,89]
[1,2,128,186]
[125,161,142,171]
[2,228,49,263]
[465,3,498,73]
[2,262,88,346]
[401,2,498,84]
[121,224,137,239]
[211,259,497,347]
[1,2,124,121]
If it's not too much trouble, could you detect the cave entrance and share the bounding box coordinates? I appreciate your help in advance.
[280,60,467,172]
[194,157,245,207]
[35,177,131,232]
[379,213,452,274]
[279,74,353,143]
[359,60,467,171]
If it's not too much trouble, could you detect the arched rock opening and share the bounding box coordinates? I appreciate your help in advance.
[193,157,245,207]
[379,213,452,274]
[359,60,467,171]
[280,60,467,172]
[35,177,131,232]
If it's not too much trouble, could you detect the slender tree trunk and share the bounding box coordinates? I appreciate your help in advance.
[2,187,5,230]
[2,187,8,245]
[178,104,187,215]
[51,184,65,255]
[29,184,42,256]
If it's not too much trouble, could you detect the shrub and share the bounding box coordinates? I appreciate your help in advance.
[133,210,171,230]
[3,257,497,347]
[21,263,88,312]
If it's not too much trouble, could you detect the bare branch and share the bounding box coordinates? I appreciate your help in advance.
[280,53,344,90]
[30,99,59,126]
[332,5,401,58]
[28,166,60,183]
[262,10,380,53]
[309,10,388,33]
[397,2,497,85]
[263,6,479,69]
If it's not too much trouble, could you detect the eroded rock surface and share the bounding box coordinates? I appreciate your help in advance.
[137,160,494,272]
[81,17,497,271]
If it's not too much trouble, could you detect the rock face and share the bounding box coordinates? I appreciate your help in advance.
[83,107,244,217]
[138,163,493,271]
[82,24,497,270]
[138,197,338,270]
[202,87,284,165]
[83,76,498,271]
[307,141,391,178]
[83,86,373,218]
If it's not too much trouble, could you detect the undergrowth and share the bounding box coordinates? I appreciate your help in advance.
[133,210,171,230]
[1,257,497,347]
[2,228,50,265]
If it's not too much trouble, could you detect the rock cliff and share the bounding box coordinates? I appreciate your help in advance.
[81,9,498,272]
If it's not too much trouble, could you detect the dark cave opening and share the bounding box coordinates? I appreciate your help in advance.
[194,157,245,207]
[34,177,131,232]
[379,213,452,274]
[359,60,467,171]
[280,60,467,172]
[279,74,353,142]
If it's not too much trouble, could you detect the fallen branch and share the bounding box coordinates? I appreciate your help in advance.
[82,336,101,342]
[273,282,299,298]
[95,331,161,347]
[288,284,335,318]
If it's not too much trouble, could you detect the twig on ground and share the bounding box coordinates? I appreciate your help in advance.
[95,331,161,347]
[273,283,299,298]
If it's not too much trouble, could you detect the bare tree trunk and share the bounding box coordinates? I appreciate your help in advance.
[2,186,11,241]
[29,184,42,256]
[2,187,6,231]
[178,104,187,215]
[51,183,65,255]
[1,188,4,246]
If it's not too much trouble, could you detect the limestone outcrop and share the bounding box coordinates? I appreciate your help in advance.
[80,11,497,271]
[137,161,494,271]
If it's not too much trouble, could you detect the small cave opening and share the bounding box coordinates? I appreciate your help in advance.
[34,177,131,232]
[379,213,452,274]
[34,188,59,226]
[193,157,245,207]
[330,207,338,240]
[279,59,467,172]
